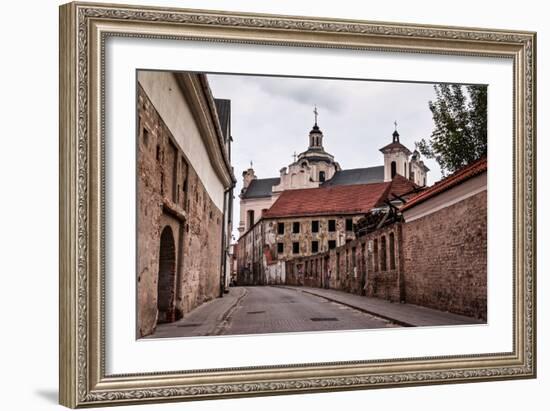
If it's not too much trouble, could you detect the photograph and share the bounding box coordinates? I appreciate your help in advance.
[136,70,488,339]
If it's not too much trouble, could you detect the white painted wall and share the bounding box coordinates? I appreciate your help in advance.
[383,150,410,181]
[138,71,226,210]
[402,172,487,222]
[238,195,279,233]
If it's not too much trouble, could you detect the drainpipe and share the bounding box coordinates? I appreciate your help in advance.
[219,185,233,298]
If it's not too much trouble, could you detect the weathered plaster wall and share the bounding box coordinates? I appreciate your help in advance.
[137,84,223,337]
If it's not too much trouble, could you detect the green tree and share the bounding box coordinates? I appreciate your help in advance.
[417,84,487,175]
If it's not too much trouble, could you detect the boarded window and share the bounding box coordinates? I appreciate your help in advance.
[293,222,300,233]
[311,220,319,233]
[373,239,379,272]
[389,232,396,270]
[311,241,319,253]
[277,222,285,235]
[328,219,336,232]
[380,235,387,271]
[292,242,300,254]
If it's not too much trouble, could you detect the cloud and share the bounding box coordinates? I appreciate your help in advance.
[207,73,442,237]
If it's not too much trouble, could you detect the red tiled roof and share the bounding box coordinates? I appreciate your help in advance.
[263,177,417,219]
[386,174,421,199]
[400,157,487,212]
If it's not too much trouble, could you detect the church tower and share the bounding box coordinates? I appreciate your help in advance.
[379,123,412,182]
[308,106,324,149]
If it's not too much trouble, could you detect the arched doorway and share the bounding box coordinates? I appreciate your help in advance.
[157,225,176,323]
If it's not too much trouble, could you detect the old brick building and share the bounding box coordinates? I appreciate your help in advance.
[137,71,235,337]
[236,175,420,285]
[237,115,429,236]
[285,158,487,320]
[236,113,427,286]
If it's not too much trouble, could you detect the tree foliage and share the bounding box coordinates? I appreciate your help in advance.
[416,84,487,175]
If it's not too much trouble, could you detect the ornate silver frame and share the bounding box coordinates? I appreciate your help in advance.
[59,1,536,408]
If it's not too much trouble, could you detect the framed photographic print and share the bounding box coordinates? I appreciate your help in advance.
[59,1,537,408]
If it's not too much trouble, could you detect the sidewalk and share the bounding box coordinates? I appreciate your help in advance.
[280,286,483,327]
[145,287,247,338]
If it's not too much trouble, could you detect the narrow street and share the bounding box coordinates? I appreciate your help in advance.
[148,286,397,338]
[223,286,396,335]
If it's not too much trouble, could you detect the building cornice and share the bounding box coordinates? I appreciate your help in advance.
[174,73,235,188]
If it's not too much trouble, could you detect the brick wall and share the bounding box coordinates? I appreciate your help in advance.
[402,191,487,320]
[285,223,403,302]
[137,85,223,337]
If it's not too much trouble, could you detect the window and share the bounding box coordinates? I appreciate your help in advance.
[142,127,149,146]
[311,220,319,233]
[311,241,319,253]
[391,161,397,178]
[293,222,300,233]
[345,218,353,231]
[319,171,326,182]
[380,235,387,271]
[292,242,300,254]
[328,219,336,232]
[404,161,407,177]
[247,210,255,229]
[277,242,284,254]
[389,232,396,270]
[373,239,379,272]
[277,222,285,235]
[328,240,336,250]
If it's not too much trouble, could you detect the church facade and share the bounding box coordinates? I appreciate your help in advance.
[236,113,428,286]
[238,116,429,236]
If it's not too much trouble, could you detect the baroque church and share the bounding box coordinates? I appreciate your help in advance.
[238,109,429,236]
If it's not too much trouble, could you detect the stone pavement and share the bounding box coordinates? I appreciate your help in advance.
[279,286,483,327]
[146,287,248,338]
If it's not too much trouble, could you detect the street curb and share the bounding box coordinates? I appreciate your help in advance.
[277,286,414,327]
[212,287,249,335]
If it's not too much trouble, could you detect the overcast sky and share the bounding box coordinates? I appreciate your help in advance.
[207,73,442,240]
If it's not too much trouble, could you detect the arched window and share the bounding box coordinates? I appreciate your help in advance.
[391,161,397,178]
[380,235,387,271]
[389,232,396,270]
[373,239,379,272]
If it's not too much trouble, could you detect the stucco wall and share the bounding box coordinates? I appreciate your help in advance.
[137,70,226,210]
[137,84,223,337]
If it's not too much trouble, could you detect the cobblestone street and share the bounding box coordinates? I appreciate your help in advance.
[148,286,398,338]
